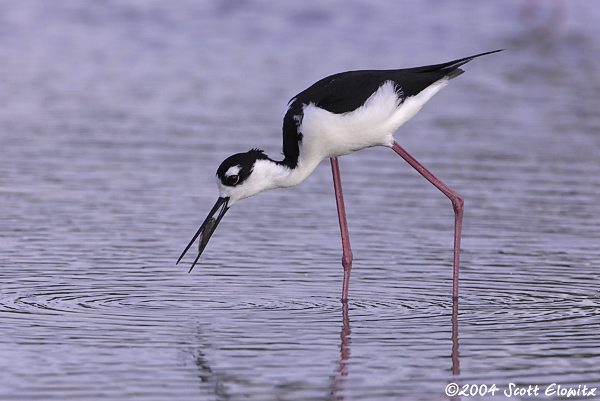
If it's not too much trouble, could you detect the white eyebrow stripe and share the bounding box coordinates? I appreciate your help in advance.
[225,166,241,177]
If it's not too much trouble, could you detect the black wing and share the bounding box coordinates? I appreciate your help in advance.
[294,50,502,114]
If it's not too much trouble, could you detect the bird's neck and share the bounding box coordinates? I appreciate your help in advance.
[255,155,321,191]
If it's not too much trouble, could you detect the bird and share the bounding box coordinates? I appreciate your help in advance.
[177,49,502,301]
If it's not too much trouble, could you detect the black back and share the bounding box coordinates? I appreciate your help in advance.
[281,50,502,167]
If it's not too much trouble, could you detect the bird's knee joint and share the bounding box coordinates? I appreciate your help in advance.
[342,253,353,270]
[452,194,464,214]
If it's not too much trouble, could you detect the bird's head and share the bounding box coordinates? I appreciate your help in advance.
[177,148,273,271]
[215,148,271,207]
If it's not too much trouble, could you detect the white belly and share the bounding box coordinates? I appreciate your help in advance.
[298,79,449,160]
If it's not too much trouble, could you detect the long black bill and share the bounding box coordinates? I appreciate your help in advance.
[176,197,230,273]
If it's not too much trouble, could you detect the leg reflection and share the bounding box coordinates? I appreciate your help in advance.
[328,299,459,398]
[329,300,352,400]
[451,296,460,376]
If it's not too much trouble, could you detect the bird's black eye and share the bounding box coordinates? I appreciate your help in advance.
[226,175,239,185]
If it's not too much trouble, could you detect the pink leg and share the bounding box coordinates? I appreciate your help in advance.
[330,157,353,301]
[392,141,463,300]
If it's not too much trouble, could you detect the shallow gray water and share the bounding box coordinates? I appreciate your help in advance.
[1,1,599,400]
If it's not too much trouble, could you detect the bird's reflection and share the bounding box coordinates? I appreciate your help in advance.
[191,297,460,400]
[193,348,231,400]
[329,297,461,400]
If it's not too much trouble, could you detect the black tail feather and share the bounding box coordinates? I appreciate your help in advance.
[414,49,505,78]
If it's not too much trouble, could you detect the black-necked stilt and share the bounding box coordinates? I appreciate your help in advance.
[178,50,502,301]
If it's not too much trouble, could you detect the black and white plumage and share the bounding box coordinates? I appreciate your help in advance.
[178,50,502,301]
